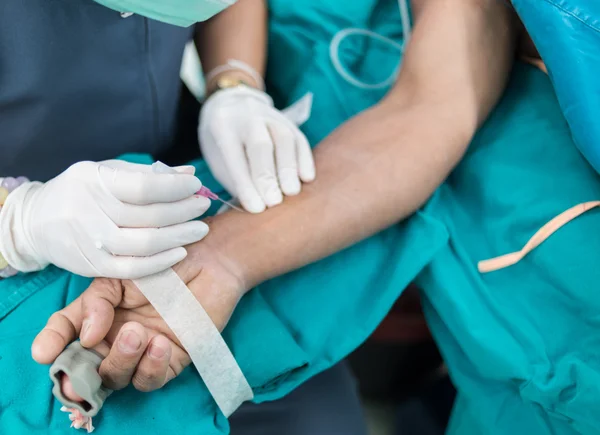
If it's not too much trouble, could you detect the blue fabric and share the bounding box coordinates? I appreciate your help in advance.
[3,1,599,434]
[0,0,192,181]
[1,3,439,433]
[265,0,600,432]
[417,63,600,435]
[266,0,406,144]
[0,152,444,433]
[512,0,600,174]
[0,0,433,433]
[229,362,368,435]
[93,0,230,28]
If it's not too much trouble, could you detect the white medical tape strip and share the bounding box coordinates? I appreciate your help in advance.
[133,268,254,417]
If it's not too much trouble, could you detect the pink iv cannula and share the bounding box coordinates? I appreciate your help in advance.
[151,161,245,212]
[195,186,245,213]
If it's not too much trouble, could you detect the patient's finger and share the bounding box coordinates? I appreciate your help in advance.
[131,335,172,392]
[32,278,123,364]
[99,322,148,390]
[32,307,81,364]
[79,279,124,348]
[60,373,85,402]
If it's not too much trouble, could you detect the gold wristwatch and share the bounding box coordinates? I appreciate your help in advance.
[208,75,252,97]
[216,76,250,90]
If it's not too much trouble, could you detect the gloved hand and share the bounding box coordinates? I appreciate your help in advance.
[0,160,210,279]
[199,86,316,213]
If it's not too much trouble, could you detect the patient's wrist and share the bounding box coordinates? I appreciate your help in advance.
[190,211,274,295]
[175,231,247,331]
[185,218,251,295]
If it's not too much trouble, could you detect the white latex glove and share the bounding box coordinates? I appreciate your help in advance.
[0,160,210,279]
[199,86,316,213]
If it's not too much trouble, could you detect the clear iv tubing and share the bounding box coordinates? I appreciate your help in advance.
[329,0,412,90]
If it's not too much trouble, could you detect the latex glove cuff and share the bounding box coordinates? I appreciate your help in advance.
[0,181,48,273]
[203,85,274,112]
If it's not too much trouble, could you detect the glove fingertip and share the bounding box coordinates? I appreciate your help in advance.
[153,248,188,274]
[240,195,266,214]
[299,166,316,183]
[279,170,301,196]
[172,246,188,263]
[183,176,203,197]
[281,181,301,196]
[188,221,210,241]
[264,189,283,208]
[145,248,188,276]
[195,196,212,215]
[173,165,196,175]
[247,203,266,214]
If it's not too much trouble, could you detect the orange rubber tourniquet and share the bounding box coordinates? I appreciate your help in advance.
[521,55,548,73]
[478,201,600,273]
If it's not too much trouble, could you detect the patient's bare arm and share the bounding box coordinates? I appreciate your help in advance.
[195,0,519,291]
[32,0,520,394]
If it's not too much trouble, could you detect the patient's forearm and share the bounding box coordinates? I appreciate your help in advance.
[202,101,468,289]
[199,0,517,291]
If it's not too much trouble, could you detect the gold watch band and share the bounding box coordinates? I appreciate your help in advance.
[206,76,249,98]
[215,76,250,90]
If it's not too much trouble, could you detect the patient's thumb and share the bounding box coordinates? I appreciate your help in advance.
[31,330,70,365]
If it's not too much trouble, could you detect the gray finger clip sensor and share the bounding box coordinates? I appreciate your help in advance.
[49,341,112,417]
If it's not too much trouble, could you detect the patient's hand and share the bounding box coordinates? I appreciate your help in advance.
[31,242,244,395]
